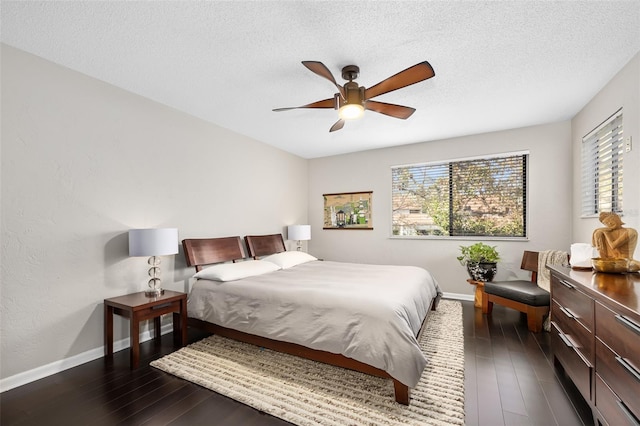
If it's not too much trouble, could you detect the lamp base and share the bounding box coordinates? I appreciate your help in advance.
[145,288,164,297]
[145,259,164,297]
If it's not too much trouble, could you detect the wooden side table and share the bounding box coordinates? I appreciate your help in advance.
[467,279,485,308]
[104,290,187,368]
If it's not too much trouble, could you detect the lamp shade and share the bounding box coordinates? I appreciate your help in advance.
[128,228,179,257]
[287,225,311,241]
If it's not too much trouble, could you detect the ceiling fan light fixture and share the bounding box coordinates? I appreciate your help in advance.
[338,103,364,120]
[274,60,435,132]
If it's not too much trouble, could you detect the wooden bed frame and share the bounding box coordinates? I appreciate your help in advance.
[182,234,441,405]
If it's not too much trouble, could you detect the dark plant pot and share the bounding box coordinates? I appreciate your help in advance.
[466,262,497,282]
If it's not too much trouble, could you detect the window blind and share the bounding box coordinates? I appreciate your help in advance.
[581,110,624,217]
[392,152,527,237]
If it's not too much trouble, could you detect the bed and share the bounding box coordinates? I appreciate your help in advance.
[182,234,442,405]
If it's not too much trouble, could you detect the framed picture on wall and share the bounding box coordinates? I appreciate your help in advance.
[323,191,373,230]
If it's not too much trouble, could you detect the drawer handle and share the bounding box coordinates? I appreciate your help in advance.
[559,279,575,289]
[559,305,575,319]
[558,332,574,348]
[152,303,172,310]
[616,314,640,336]
[616,399,640,426]
[616,356,640,382]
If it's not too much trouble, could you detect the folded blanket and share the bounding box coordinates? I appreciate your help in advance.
[538,250,569,331]
[537,250,569,292]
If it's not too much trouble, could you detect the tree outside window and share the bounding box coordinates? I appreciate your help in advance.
[392,153,527,238]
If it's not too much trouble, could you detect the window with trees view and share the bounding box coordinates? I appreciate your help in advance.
[392,152,528,237]
[581,110,624,217]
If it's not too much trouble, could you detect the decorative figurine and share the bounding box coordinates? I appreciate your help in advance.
[592,212,640,272]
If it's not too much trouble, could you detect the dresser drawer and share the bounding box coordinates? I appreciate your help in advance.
[551,275,594,332]
[552,299,593,362]
[552,322,592,402]
[596,338,640,419]
[595,301,640,368]
[595,374,640,426]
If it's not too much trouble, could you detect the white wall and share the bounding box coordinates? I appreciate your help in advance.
[3,42,637,390]
[308,121,573,296]
[0,45,308,381]
[571,53,640,245]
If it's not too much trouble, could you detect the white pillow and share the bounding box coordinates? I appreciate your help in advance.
[261,251,317,269]
[193,260,280,282]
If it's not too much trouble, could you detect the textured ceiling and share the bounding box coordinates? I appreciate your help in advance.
[2,1,639,158]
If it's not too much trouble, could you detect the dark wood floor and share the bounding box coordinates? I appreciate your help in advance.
[1,300,593,426]
[463,301,592,426]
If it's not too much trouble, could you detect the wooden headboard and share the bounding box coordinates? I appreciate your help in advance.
[182,236,246,272]
[244,234,286,259]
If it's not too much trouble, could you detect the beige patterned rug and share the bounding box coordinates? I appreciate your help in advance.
[151,299,464,426]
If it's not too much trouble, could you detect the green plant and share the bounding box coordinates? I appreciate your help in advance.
[457,242,500,265]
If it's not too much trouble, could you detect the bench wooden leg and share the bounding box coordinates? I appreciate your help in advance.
[526,306,550,333]
[482,291,493,314]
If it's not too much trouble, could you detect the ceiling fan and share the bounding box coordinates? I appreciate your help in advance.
[273,61,435,132]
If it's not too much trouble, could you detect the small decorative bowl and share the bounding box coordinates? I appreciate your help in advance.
[591,258,630,273]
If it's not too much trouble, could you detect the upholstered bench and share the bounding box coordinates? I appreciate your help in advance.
[481,251,551,333]
[482,280,550,332]
[483,280,550,306]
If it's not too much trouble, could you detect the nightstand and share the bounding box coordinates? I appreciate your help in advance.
[104,290,187,368]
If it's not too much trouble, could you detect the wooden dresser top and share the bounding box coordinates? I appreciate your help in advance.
[548,265,640,317]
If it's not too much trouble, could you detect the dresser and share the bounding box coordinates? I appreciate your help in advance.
[549,265,640,426]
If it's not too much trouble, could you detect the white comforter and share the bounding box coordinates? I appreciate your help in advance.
[187,260,441,387]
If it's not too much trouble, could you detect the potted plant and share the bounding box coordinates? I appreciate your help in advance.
[457,242,500,282]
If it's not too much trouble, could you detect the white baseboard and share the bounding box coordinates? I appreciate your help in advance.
[0,323,173,393]
[442,292,474,302]
[1,292,475,393]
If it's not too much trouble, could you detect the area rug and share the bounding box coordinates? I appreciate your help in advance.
[151,299,464,426]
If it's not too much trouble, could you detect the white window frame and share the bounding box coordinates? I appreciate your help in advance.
[581,109,624,218]
[391,151,528,239]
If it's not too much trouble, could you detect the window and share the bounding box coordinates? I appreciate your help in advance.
[581,109,624,217]
[392,152,527,238]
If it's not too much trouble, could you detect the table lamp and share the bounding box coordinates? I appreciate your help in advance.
[287,225,311,251]
[128,228,179,297]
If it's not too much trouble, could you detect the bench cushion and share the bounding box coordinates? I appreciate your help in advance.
[484,280,550,306]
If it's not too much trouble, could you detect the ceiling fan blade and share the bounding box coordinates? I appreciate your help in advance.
[273,98,335,112]
[329,119,345,132]
[302,61,345,99]
[365,100,416,119]
[364,61,435,100]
